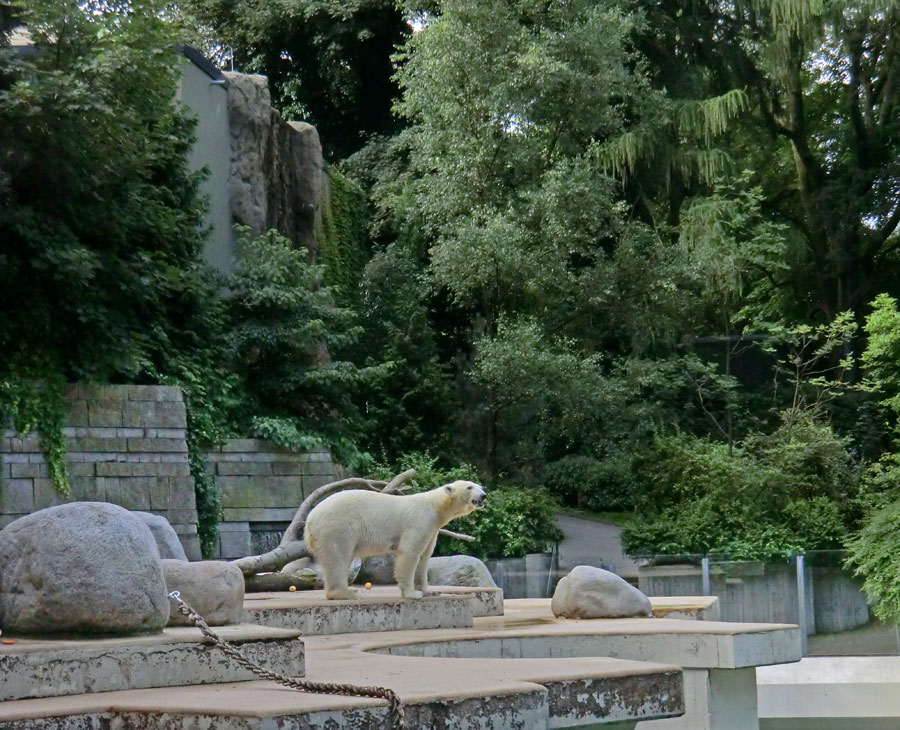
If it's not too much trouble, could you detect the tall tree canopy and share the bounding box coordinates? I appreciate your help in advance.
[632,0,900,322]
[184,0,408,158]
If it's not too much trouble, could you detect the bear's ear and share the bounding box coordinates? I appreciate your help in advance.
[443,484,454,495]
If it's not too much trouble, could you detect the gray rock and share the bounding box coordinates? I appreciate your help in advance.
[551,565,652,619]
[358,554,395,585]
[163,560,244,626]
[0,502,169,635]
[428,555,497,588]
[281,556,361,589]
[133,511,188,561]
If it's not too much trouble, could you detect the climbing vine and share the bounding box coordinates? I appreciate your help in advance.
[0,375,70,497]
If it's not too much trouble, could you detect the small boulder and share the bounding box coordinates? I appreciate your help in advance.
[551,565,652,619]
[132,511,188,560]
[163,560,244,626]
[0,502,169,635]
[358,554,395,585]
[428,555,497,588]
[281,556,361,589]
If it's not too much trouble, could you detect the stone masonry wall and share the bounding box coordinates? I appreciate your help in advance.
[205,440,336,559]
[0,385,200,559]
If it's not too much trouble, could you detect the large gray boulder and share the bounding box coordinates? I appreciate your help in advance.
[551,565,652,619]
[0,502,169,635]
[133,511,188,561]
[358,554,395,585]
[163,560,244,627]
[281,556,361,589]
[428,556,497,588]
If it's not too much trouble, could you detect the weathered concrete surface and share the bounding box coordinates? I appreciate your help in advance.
[242,586,474,634]
[0,651,682,729]
[434,586,505,617]
[758,656,900,730]
[0,625,304,701]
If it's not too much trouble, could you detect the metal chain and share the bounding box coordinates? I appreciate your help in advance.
[168,591,404,730]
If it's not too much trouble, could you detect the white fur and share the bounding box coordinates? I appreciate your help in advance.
[304,480,486,599]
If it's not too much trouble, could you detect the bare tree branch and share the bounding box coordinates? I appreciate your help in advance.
[439,528,475,542]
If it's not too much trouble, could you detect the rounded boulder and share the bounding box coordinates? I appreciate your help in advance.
[132,511,188,560]
[551,565,652,619]
[0,502,170,635]
[427,555,497,588]
[163,560,244,626]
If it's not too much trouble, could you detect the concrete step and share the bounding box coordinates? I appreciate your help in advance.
[242,586,483,634]
[0,656,684,729]
[0,624,304,701]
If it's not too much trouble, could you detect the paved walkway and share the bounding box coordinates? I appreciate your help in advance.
[557,513,640,578]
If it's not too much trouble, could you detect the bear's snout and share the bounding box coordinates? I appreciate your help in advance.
[471,492,486,509]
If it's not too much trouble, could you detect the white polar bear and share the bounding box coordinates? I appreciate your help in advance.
[304,480,486,600]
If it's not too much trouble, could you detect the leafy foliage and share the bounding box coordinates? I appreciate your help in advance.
[226,226,384,466]
[621,416,861,560]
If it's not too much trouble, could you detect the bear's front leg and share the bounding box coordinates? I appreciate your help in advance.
[414,533,441,597]
[395,533,434,599]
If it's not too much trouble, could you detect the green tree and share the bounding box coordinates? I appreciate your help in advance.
[634,0,900,322]
[226,226,383,464]
[182,0,408,158]
[0,0,213,386]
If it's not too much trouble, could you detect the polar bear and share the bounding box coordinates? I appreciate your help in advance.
[304,481,486,600]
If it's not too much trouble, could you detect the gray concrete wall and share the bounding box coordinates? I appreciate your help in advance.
[176,58,235,274]
[638,561,869,635]
[0,385,200,559]
[205,440,336,559]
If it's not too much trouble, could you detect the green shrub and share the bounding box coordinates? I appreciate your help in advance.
[544,454,634,511]
[621,414,861,560]
[450,486,564,559]
[846,497,900,621]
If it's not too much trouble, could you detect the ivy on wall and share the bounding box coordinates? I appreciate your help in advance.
[0,375,70,497]
[317,166,370,307]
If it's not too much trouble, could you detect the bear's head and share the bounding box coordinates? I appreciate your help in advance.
[442,480,487,516]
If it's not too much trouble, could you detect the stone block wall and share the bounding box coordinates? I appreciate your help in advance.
[0,385,201,559]
[204,440,336,559]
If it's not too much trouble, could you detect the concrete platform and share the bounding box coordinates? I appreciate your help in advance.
[242,586,479,634]
[0,598,801,729]
[0,624,304,701]
[430,585,505,616]
[758,656,900,729]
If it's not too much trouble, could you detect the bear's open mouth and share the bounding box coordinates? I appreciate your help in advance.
[471,495,485,508]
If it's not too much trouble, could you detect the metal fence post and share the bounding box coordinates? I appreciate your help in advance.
[796,554,808,656]
[701,557,711,596]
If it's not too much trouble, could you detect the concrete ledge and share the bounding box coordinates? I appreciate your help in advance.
[0,625,304,701]
[431,585,505,617]
[758,657,900,730]
[650,595,720,621]
[242,587,475,634]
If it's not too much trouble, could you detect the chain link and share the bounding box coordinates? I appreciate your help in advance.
[168,591,404,729]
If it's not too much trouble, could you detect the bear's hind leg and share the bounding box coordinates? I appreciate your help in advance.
[319,549,357,600]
